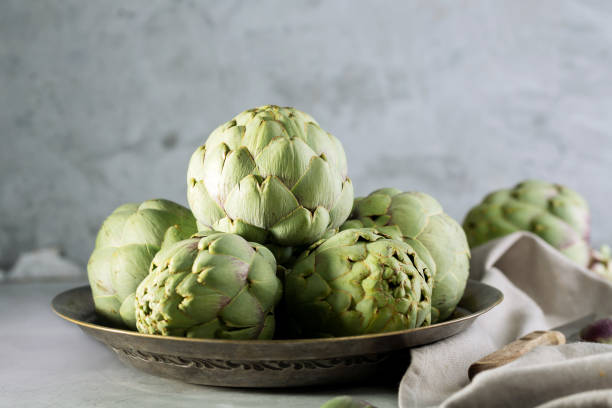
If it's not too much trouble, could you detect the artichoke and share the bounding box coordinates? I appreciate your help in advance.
[87,199,197,329]
[320,396,375,408]
[589,245,612,280]
[580,317,612,344]
[284,228,433,338]
[135,231,282,339]
[463,180,591,267]
[187,105,354,247]
[341,188,470,322]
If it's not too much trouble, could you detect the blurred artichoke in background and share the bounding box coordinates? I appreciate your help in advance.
[341,189,470,322]
[320,396,375,408]
[135,231,282,339]
[87,199,197,329]
[580,317,612,344]
[187,105,353,247]
[589,245,612,280]
[285,228,432,337]
[463,180,591,267]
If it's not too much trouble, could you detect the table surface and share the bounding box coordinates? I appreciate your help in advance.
[0,280,399,408]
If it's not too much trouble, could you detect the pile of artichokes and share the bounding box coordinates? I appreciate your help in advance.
[87,105,472,339]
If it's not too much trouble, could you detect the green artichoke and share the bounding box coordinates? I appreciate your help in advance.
[463,180,591,267]
[187,105,353,247]
[320,396,375,408]
[285,228,432,338]
[590,245,612,280]
[341,188,470,322]
[87,199,197,329]
[134,231,282,339]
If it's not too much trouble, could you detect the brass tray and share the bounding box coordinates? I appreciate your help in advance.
[52,280,502,388]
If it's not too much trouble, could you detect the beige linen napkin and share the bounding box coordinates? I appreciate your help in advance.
[399,232,612,408]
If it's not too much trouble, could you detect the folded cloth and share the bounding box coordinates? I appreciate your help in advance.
[399,232,612,408]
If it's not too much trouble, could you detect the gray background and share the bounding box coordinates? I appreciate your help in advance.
[2,0,612,273]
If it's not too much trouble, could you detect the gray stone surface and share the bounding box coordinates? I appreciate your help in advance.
[3,1,612,270]
[0,280,397,407]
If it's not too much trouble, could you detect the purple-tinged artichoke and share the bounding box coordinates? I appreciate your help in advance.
[580,317,612,344]
[135,231,282,339]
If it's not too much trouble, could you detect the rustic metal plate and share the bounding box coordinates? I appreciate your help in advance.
[52,280,502,388]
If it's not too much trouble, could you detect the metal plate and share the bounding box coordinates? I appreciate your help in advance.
[52,280,502,388]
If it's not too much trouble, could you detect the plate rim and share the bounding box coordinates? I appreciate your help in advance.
[51,279,503,345]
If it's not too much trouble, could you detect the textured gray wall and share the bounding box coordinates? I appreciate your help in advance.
[2,0,612,271]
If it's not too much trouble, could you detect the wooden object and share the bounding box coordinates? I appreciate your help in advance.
[468,330,566,380]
